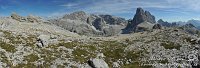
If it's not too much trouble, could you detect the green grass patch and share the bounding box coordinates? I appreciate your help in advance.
[161,42,181,50]
[123,62,152,68]
[14,63,37,68]
[24,54,39,62]
[72,48,96,63]
[0,42,16,53]
[58,42,77,49]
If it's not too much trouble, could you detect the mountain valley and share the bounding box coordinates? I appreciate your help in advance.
[0,7,199,68]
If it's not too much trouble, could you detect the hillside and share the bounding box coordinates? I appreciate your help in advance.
[0,8,199,68]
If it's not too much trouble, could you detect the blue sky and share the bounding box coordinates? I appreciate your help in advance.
[0,0,200,22]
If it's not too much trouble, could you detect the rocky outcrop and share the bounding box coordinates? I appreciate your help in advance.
[88,58,109,68]
[135,22,154,32]
[36,35,50,47]
[11,13,26,22]
[63,11,88,21]
[123,7,156,33]
[27,15,42,23]
[92,18,106,31]
[36,34,59,47]
[11,13,43,23]
[153,24,162,29]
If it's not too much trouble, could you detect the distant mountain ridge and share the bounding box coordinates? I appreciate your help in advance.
[49,11,128,36]
[187,19,200,29]
[187,19,200,26]
[157,19,178,27]
[49,8,200,36]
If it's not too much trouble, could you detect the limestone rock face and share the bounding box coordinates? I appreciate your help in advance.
[27,15,42,23]
[132,7,156,24]
[92,18,106,31]
[99,15,127,25]
[11,13,26,22]
[135,21,154,32]
[123,7,156,33]
[63,11,88,22]
[11,13,43,23]
[50,11,127,36]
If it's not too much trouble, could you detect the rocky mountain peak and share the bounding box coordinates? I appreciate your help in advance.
[123,7,156,33]
[71,11,87,16]
[158,19,164,23]
[50,11,128,36]
[135,7,145,15]
[63,11,88,21]
[99,15,127,25]
[157,19,172,27]
[133,8,156,24]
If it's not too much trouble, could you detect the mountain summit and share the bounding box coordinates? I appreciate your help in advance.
[50,11,127,36]
[123,7,156,33]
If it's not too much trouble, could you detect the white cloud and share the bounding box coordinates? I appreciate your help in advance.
[83,0,135,14]
[166,0,200,11]
[60,3,79,7]
[82,0,178,14]
[55,0,200,20]
[85,0,200,13]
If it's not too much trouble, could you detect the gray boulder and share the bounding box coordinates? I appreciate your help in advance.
[36,35,50,47]
[88,58,109,68]
[153,24,162,29]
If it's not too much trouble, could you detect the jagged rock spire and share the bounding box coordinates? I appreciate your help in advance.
[123,7,156,33]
